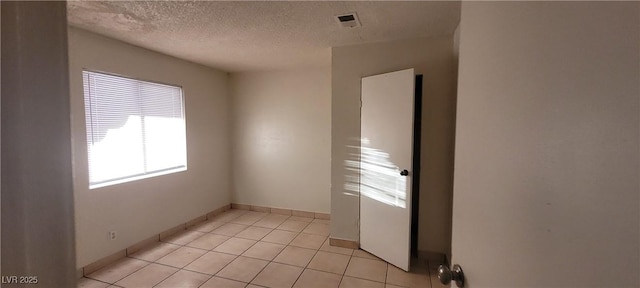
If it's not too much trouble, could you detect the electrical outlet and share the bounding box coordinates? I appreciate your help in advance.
[109,231,117,240]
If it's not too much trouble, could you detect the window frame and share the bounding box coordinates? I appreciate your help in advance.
[82,69,188,189]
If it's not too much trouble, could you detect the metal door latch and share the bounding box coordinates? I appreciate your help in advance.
[437,264,465,287]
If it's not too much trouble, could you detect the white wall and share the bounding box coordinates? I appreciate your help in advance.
[2,2,76,285]
[331,36,457,255]
[452,2,639,287]
[230,69,331,213]
[69,27,231,268]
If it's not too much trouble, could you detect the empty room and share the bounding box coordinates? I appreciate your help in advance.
[2,1,639,288]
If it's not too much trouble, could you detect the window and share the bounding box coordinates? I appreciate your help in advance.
[83,71,187,188]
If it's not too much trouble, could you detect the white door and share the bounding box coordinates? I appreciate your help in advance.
[360,69,415,271]
[451,2,639,287]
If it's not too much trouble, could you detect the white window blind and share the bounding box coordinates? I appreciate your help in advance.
[83,71,187,188]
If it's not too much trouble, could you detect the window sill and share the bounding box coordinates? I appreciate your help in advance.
[89,166,187,190]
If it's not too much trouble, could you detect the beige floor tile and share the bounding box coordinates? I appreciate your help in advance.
[210,209,246,222]
[246,285,264,288]
[77,277,109,288]
[114,263,177,288]
[253,214,290,229]
[345,257,388,283]
[212,223,249,236]
[185,233,230,250]
[215,256,269,283]
[83,211,426,288]
[231,211,268,225]
[277,220,310,232]
[154,269,210,288]
[339,276,385,288]
[319,239,353,256]
[262,229,298,245]
[200,276,247,288]
[307,251,351,275]
[86,257,149,284]
[184,251,237,275]
[242,241,286,261]
[293,269,341,288]
[302,223,329,236]
[352,249,382,261]
[252,262,303,288]
[273,246,317,267]
[289,233,326,250]
[212,237,257,255]
[288,216,313,223]
[129,242,180,262]
[155,246,207,268]
[189,220,225,233]
[386,265,429,288]
[235,226,273,240]
[162,230,206,245]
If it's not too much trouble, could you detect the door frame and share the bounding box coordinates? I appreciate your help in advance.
[410,74,423,257]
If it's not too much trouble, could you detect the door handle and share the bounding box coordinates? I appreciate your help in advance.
[400,169,409,176]
[438,264,465,287]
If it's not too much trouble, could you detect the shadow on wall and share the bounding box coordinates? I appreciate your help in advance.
[344,138,407,208]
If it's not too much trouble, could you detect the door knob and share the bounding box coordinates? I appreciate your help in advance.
[438,264,465,287]
[400,169,409,176]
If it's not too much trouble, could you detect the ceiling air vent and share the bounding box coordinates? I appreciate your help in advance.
[335,12,360,28]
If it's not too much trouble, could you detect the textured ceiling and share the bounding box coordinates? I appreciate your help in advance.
[67,1,461,72]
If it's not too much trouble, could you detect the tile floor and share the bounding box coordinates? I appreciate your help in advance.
[78,209,444,288]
